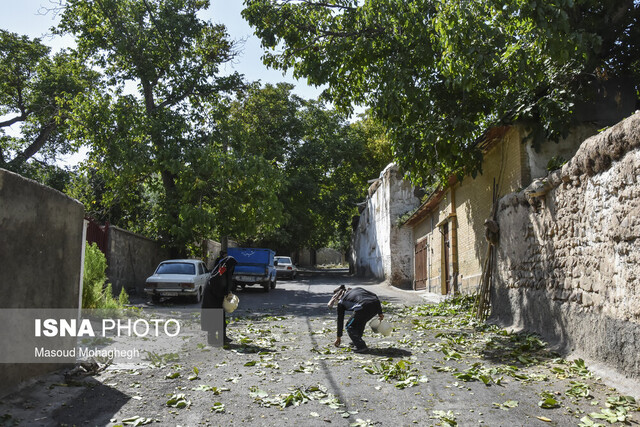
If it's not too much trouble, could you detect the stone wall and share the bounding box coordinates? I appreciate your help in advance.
[491,112,640,379]
[0,169,85,396]
[352,163,421,288]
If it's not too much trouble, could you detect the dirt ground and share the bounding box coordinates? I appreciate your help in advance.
[0,272,638,426]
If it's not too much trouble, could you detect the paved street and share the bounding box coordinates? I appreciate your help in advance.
[0,271,638,426]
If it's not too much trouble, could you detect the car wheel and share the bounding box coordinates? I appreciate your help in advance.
[270,280,276,289]
[151,294,161,304]
[193,288,202,304]
[262,283,270,292]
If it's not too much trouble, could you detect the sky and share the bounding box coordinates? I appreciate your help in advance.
[0,0,324,99]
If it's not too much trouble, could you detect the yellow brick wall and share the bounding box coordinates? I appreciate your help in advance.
[412,126,527,294]
[455,126,525,293]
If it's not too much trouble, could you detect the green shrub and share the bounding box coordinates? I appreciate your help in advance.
[82,243,129,309]
[118,286,130,306]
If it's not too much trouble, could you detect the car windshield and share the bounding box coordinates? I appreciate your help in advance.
[156,262,196,275]
[276,257,292,264]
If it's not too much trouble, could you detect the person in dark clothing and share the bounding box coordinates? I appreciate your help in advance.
[329,285,384,352]
[201,252,237,345]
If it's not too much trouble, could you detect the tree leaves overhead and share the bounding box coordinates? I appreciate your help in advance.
[224,83,393,252]
[243,0,640,186]
[57,0,247,253]
[0,30,98,171]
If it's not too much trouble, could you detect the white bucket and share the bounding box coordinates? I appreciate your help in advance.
[222,293,239,313]
[369,318,392,336]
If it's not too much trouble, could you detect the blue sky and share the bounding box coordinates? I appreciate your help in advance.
[0,0,324,100]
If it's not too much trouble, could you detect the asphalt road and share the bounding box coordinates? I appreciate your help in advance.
[0,271,638,427]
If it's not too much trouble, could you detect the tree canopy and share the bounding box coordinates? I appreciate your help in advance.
[56,0,250,253]
[243,0,640,186]
[0,30,98,173]
[224,83,392,252]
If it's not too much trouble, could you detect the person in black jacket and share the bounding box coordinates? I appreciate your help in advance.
[201,251,237,346]
[329,285,384,353]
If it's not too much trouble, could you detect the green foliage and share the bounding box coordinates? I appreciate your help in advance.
[546,155,567,171]
[82,243,128,309]
[430,410,457,427]
[0,30,98,171]
[226,84,392,252]
[57,0,243,253]
[243,0,640,187]
[118,286,130,306]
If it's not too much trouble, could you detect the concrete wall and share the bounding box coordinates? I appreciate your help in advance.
[106,226,171,296]
[491,112,640,379]
[0,168,85,396]
[106,229,228,295]
[202,239,222,270]
[524,125,599,182]
[352,164,421,288]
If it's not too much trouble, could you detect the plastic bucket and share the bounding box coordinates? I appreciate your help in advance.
[223,293,239,313]
[377,319,392,336]
[369,317,381,332]
[370,318,391,336]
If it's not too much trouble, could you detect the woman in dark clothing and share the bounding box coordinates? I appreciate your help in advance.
[201,252,237,345]
[329,285,384,352]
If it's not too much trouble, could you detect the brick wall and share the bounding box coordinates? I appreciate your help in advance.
[410,124,598,295]
[455,127,524,293]
[411,127,526,294]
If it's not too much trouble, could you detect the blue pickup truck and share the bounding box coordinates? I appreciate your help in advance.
[227,247,277,292]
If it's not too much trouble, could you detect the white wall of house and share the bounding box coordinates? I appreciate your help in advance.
[524,124,599,181]
[351,163,421,289]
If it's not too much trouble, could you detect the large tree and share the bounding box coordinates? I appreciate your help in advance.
[56,0,266,253]
[224,82,392,252]
[0,30,97,172]
[243,0,640,186]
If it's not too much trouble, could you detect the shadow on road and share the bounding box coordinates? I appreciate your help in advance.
[50,378,130,425]
[360,347,412,357]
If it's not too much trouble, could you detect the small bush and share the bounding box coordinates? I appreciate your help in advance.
[82,243,129,309]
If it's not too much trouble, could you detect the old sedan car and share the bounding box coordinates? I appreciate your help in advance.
[274,256,297,279]
[145,259,208,303]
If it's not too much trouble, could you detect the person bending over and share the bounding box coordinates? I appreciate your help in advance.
[329,285,383,353]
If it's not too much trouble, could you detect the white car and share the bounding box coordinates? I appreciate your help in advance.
[145,259,208,303]
[274,256,297,279]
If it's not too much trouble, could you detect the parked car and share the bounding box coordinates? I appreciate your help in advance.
[144,259,209,303]
[275,256,297,279]
[227,247,277,292]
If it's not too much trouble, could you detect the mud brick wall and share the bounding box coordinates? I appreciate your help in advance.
[491,112,640,379]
